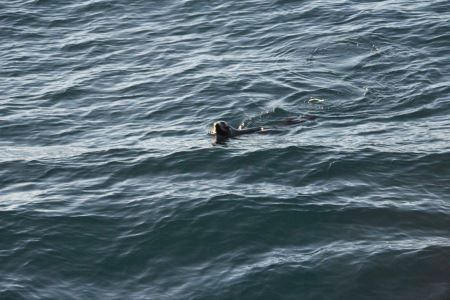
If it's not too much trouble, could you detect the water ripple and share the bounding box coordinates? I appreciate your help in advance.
[1,0,449,299]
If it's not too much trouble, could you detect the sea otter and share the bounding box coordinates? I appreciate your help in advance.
[211,115,316,138]
[211,121,266,138]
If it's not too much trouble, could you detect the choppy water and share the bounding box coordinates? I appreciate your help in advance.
[1,0,450,299]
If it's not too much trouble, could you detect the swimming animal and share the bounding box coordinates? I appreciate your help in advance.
[211,121,266,138]
[211,115,316,138]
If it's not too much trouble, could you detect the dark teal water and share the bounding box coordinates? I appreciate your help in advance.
[1,1,450,299]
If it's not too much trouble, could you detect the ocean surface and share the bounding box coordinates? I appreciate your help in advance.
[1,0,449,299]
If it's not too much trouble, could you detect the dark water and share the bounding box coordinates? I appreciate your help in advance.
[1,0,450,299]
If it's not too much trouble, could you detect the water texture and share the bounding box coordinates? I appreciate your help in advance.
[1,0,449,299]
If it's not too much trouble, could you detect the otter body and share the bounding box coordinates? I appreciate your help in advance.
[212,121,264,138]
[211,115,316,139]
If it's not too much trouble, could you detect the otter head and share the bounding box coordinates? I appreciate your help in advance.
[212,121,232,137]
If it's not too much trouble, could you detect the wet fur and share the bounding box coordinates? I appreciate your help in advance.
[211,116,316,138]
[212,121,261,138]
